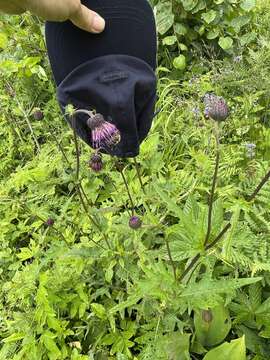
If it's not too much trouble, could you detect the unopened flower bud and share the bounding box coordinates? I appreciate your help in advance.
[129,216,142,230]
[89,152,103,172]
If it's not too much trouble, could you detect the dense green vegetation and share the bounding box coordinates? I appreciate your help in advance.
[1,1,270,359]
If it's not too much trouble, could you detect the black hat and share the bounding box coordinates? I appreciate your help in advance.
[45,0,157,157]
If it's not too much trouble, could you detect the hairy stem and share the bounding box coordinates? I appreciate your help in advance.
[204,122,220,247]
[49,126,71,166]
[247,168,270,201]
[76,184,109,250]
[180,223,231,282]
[71,114,81,182]
[120,168,135,215]
[73,109,94,118]
[134,158,146,194]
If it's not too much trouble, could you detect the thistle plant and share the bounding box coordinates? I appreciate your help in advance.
[67,106,114,249]
[180,95,270,283]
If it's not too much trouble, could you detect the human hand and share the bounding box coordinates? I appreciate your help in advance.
[0,0,105,33]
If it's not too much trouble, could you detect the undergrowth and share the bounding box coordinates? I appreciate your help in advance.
[1,3,270,359]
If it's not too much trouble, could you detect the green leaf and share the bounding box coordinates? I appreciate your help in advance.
[194,305,231,347]
[91,303,106,319]
[2,333,25,343]
[174,23,188,36]
[206,29,219,40]
[163,35,177,46]
[0,32,8,49]
[173,54,187,70]
[201,10,217,24]
[240,0,256,11]
[181,0,199,12]
[203,336,246,360]
[218,37,233,50]
[156,2,174,35]
[165,333,191,360]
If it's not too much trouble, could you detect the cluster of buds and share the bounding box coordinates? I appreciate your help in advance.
[203,93,229,122]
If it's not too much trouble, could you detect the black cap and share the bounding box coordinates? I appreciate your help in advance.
[45,0,157,157]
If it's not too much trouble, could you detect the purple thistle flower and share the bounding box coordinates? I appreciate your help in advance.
[203,93,229,122]
[129,216,142,230]
[89,152,103,172]
[87,113,121,149]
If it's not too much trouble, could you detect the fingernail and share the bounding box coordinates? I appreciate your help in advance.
[92,14,105,33]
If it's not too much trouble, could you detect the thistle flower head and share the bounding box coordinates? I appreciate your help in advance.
[203,93,229,122]
[87,113,121,149]
[89,152,103,172]
[45,218,54,227]
[33,109,44,121]
[129,216,142,230]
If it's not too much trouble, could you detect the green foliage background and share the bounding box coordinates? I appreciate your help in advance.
[1,1,270,359]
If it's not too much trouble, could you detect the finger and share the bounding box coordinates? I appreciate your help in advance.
[70,4,105,33]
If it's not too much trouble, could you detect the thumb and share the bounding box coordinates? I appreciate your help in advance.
[70,4,105,33]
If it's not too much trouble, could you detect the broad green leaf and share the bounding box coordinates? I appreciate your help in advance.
[163,35,177,46]
[206,29,219,39]
[165,333,191,360]
[218,37,233,50]
[181,0,199,11]
[174,23,188,36]
[194,305,231,347]
[201,10,217,24]
[240,0,256,11]
[156,2,174,35]
[203,336,246,360]
[173,54,187,70]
